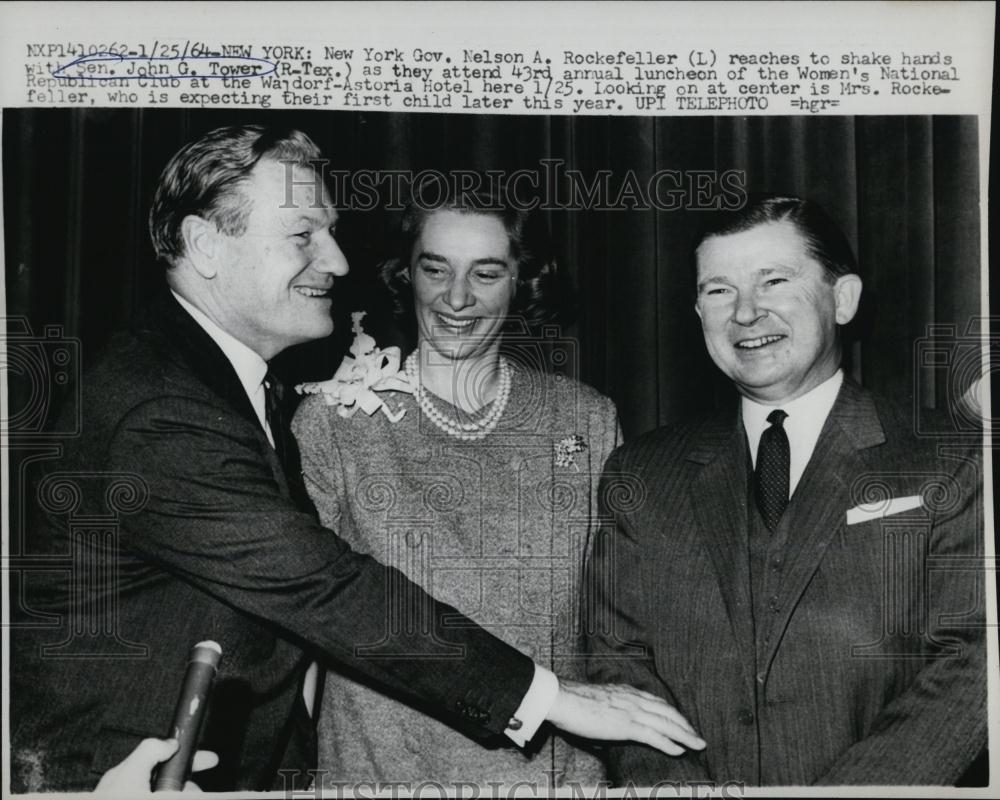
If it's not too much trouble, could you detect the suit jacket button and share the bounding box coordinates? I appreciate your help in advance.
[768,596,781,612]
[737,709,755,725]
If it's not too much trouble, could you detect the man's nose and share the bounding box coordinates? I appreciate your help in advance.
[732,290,766,326]
[445,276,474,311]
[313,231,349,277]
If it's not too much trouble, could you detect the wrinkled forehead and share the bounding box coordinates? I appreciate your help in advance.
[696,219,812,277]
[246,157,335,217]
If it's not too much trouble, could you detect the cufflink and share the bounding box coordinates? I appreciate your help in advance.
[507,716,523,731]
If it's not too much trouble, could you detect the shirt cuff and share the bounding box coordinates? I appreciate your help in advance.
[504,664,559,747]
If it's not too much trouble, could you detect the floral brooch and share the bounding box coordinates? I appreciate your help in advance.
[555,434,588,470]
[296,311,411,422]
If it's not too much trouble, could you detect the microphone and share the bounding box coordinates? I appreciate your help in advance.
[153,640,222,792]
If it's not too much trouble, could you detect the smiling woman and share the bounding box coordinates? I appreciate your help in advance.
[291,190,621,787]
[408,209,519,405]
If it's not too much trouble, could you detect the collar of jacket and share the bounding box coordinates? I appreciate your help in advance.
[135,287,264,434]
[684,376,886,466]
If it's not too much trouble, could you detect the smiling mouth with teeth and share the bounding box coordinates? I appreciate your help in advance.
[735,334,785,349]
[295,286,330,298]
[434,312,477,331]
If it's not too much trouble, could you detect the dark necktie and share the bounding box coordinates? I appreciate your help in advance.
[263,371,313,512]
[263,371,288,468]
[755,409,790,531]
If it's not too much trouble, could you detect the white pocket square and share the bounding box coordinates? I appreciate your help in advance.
[846,495,924,525]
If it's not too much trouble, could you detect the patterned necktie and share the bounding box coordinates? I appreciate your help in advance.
[755,409,789,531]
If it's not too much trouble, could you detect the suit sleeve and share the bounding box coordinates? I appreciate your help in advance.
[108,394,534,739]
[817,449,988,784]
[583,448,712,786]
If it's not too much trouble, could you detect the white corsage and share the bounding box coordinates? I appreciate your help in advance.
[296,311,412,422]
[555,434,588,470]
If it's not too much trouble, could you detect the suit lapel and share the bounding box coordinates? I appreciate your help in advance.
[758,379,886,675]
[143,289,264,434]
[142,291,302,503]
[687,408,758,682]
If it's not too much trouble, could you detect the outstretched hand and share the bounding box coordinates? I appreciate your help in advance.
[94,737,219,793]
[545,680,706,756]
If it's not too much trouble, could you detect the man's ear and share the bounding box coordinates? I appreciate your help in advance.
[180,215,220,279]
[833,273,863,325]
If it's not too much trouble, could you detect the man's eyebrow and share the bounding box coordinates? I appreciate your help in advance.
[285,211,338,229]
[696,275,733,292]
[697,263,799,292]
[758,264,797,275]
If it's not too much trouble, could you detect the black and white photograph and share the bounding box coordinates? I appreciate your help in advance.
[1,3,994,798]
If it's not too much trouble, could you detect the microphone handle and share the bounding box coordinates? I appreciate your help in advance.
[153,641,221,792]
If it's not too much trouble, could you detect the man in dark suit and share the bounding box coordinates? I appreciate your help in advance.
[9,125,703,792]
[584,196,987,785]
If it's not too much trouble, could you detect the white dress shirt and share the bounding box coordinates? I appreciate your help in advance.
[170,289,556,740]
[171,291,273,447]
[741,370,844,498]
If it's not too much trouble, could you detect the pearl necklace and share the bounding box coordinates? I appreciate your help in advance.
[404,352,512,441]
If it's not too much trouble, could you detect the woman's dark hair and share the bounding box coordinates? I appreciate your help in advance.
[379,185,570,333]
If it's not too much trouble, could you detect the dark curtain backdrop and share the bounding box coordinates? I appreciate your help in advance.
[3,110,981,439]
